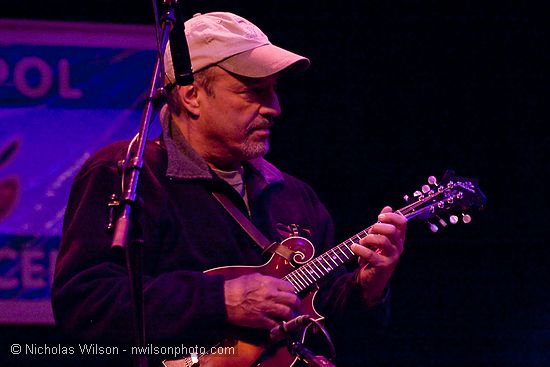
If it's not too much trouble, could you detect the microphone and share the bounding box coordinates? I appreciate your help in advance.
[270,315,312,342]
[167,0,193,85]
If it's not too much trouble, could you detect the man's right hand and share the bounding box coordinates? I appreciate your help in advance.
[224,273,301,330]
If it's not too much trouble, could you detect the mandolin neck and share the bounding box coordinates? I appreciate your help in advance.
[282,197,436,293]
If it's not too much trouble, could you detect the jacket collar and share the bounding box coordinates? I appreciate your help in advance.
[160,105,284,186]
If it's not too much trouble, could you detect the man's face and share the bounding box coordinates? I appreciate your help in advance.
[193,66,281,169]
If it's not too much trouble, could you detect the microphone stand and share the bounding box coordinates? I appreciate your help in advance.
[110,2,185,366]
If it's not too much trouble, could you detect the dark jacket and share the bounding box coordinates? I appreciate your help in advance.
[51,118,390,366]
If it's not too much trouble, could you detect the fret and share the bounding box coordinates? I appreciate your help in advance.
[312,263,323,278]
[294,273,308,292]
[316,258,330,273]
[283,273,299,292]
[294,268,313,288]
[304,263,320,280]
[331,249,344,264]
[297,268,313,284]
[336,245,350,260]
[310,260,326,276]
[327,251,340,266]
[346,240,357,252]
[342,243,355,258]
[321,255,334,271]
[355,229,369,241]
[295,272,309,289]
[287,272,305,291]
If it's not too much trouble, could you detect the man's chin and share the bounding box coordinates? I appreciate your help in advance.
[242,142,269,161]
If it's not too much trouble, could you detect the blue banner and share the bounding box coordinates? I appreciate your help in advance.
[0,19,161,324]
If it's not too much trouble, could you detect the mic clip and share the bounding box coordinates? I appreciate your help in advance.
[270,314,312,342]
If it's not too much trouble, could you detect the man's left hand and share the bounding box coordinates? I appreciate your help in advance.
[350,206,407,306]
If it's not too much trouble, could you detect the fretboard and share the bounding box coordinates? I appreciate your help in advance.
[282,198,428,293]
[282,229,369,292]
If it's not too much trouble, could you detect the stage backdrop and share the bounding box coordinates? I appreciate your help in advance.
[0,19,161,324]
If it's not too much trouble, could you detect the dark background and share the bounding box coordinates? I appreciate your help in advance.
[2,1,549,366]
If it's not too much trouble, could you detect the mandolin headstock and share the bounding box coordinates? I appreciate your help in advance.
[400,170,487,232]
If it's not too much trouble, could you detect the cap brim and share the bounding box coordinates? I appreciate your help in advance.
[217,44,310,78]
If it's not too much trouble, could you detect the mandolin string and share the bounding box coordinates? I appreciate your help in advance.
[284,186,449,292]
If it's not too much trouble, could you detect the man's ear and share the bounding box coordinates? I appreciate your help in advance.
[177,84,200,116]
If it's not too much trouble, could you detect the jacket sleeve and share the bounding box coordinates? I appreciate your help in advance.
[51,152,227,347]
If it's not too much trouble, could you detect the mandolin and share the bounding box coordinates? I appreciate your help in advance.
[163,170,487,367]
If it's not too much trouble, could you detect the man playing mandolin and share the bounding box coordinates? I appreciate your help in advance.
[52,12,407,367]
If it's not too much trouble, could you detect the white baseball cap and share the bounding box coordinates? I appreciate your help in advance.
[164,12,310,81]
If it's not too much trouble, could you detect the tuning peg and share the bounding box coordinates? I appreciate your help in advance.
[421,184,431,194]
[428,176,438,185]
[449,215,459,224]
[436,216,447,227]
[428,222,439,232]
[403,194,410,203]
[413,190,422,197]
[462,213,472,224]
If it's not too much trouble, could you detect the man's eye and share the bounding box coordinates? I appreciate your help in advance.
[250,87,273,96]
[239,89,259,98]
